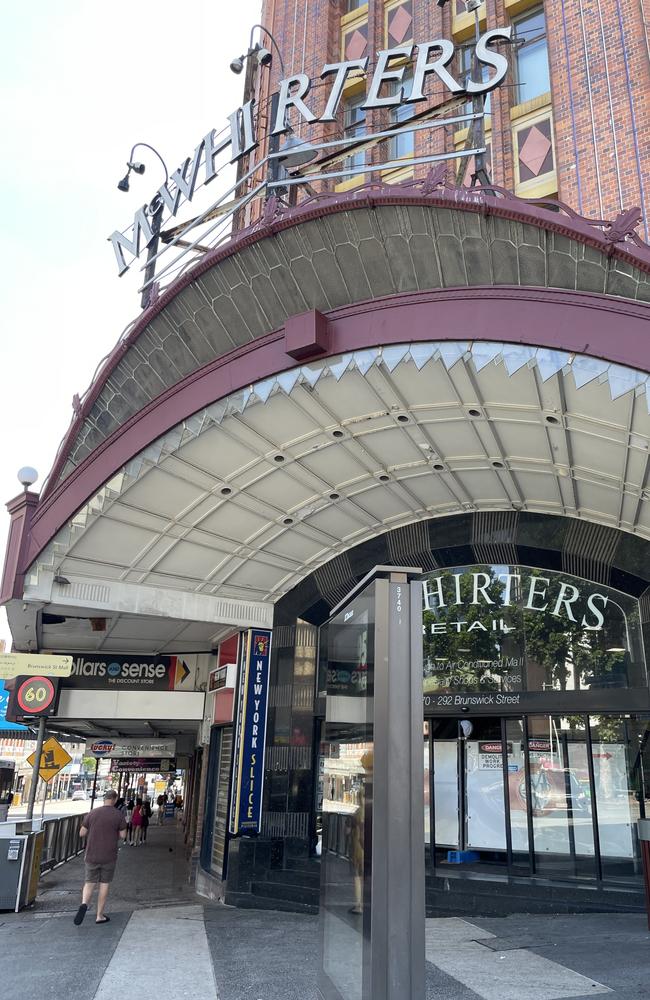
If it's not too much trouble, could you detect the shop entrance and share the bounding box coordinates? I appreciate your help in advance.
[425,714,650,887]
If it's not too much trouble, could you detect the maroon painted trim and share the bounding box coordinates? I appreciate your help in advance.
[43,185,650,495]
[18,285,650,577]
[1,491,39,605]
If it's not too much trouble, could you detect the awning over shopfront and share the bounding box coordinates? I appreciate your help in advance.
[3,181,650,653]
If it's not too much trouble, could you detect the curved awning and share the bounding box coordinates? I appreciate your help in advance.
[3,184,650,653]
[45,182,650,494]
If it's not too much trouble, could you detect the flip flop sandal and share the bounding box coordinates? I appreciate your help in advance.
[73,904,88,925]
[95,916,111,924]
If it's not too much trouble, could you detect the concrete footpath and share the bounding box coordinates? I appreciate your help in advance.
[1,825,649,1000]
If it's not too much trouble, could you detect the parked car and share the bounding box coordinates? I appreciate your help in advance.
[71,789,86,801]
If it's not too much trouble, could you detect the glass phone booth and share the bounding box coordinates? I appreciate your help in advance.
[318,568,425,1000]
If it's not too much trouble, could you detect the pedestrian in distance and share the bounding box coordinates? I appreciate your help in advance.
[131,797,144,845]
[156,793,165,825]
[141,797,152,843]
[74,789,126,926]
[124,798,134,844]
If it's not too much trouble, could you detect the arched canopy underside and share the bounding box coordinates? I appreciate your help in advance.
[22,287,650,570]
[24,340,650,641]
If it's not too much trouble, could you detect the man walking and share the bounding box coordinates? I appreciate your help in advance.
[74,789,126,925]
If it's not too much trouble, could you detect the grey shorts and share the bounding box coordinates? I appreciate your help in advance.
[84,861,116,884]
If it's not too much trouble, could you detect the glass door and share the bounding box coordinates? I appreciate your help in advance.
[588,714,650,883]
[430,719,460,862]
[527,715,596,879]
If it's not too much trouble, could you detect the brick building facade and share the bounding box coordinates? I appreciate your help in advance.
[256,0,650,234]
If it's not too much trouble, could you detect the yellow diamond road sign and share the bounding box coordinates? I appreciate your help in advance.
[0,653,72,680]
[27,737,73,783]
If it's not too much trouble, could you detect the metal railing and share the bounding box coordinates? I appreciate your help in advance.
[39,813,85,874]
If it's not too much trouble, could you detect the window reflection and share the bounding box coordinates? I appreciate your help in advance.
[343,94,367,174]
[513,8,551,104]
[422,565,646,696]
[321,584,375,1000]
[589,715,650,882]
[390,70,415,161]
[528,716,596,878]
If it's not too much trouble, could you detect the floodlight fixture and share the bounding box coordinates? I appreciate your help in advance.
[277,132,318,168]
[231,24,285,78]
[116,143,168,194]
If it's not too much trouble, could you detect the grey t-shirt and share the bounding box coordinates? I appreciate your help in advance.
[83,805,126,864]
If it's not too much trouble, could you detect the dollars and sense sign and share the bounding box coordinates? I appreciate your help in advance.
[63,653,191,690]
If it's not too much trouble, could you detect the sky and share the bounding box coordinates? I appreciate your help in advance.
[0,1,262,647]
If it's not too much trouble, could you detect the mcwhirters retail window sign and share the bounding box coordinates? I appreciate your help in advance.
[421,566,646,706]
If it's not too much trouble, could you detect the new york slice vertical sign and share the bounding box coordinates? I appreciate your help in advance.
[229,629,272,834]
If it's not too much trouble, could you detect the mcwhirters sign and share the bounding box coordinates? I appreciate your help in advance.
[422,565,645,706]
[110,28,512,279]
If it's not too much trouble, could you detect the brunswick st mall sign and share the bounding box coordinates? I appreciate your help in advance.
[110,28,512,276]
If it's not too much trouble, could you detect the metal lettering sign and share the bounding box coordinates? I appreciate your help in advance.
[110,29,512,291]
[229,629,272,835]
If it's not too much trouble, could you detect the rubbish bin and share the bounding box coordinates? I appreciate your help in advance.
[0,820,45,912]
[639,819,650,931]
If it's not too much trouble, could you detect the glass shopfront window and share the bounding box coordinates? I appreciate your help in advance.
[428,713,650,889]
[422,565,647,705]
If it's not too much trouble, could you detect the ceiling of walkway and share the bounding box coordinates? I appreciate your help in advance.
[26,340,650,640]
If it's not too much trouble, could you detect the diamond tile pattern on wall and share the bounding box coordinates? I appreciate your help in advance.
[387,2,413,46]
[518,119,554,182]
[345,26,367,61]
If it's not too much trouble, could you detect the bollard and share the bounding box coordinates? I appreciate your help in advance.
[639,819,650,932]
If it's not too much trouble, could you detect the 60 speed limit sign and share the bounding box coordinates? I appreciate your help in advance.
[8,674,59,719]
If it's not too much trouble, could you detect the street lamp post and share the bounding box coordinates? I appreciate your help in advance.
[116,143,169,310]
[230,24,287,197]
